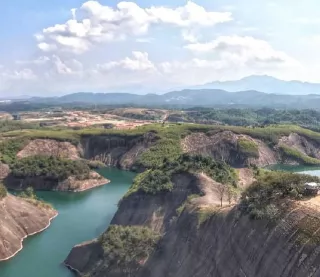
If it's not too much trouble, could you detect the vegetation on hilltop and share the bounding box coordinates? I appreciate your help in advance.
[99,225,160,273]
[241,170,320,220]
[127,154,237,197]
[238,138,259,158]
[0,120,39,133]
[0,138,28,166]
[170,108,320,130]
[278,144,320,165]
[11,156,90,180]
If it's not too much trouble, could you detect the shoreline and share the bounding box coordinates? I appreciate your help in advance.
[0,211,58,262]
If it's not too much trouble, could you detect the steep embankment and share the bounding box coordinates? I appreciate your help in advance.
[182,130,320,167]
[0,194,57,261]
[65,168,320,277]
[80,132,157,170]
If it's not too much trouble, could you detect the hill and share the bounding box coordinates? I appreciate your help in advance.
[196,75,320,95]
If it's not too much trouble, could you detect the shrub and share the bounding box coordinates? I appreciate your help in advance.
[241,170,319,220]
[100,225,160,270]
[0,183,7,199]
[0,138,28,165]
[279,144,320,165]
[11,155,91,181]
[238,138,259,158]
[126,169,173,196]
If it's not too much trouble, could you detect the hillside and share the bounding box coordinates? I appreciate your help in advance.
[0,187,57,261]
[196,75,320,95]
[5,88,320,110]
[65,168,320,277]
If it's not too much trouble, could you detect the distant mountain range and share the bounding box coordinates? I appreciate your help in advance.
[4,75,320,110]
[194,75,320,95]
[25,89,320,109]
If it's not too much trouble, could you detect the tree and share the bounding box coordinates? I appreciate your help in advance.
[216,183,227,207]
[226,185,238,205]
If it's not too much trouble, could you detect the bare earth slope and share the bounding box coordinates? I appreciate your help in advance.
[182,131,277,167]
[0,195,57,261]
[17,139,80,160]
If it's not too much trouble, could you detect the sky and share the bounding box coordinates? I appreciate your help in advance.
[1,0,320,96]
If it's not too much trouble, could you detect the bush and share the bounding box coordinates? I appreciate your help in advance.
[238,138,259,158]
[0,138,28,165]
[241,170,319,220]
[127,169,173,196]
[100,225,160,269]
[11,155,91,180]
[0,183,7,199]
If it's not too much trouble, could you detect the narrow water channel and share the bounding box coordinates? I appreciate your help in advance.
[268,164,320,177]
[0,168,135,277]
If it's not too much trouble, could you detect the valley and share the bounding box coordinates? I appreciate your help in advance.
[2,118,320,276]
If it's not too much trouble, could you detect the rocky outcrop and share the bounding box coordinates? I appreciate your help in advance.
[0,194,57,261]
[182,131,277,167]
[4,171,109,192]
[0,163,10,180]
[65,171,320,277]
[17,139,80,160]
[80,132,157,170]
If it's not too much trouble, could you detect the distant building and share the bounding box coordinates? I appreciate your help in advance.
[12,114,21,120]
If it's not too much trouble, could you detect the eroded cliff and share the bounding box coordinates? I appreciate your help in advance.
[65,169,320,277]
[0,194,57,261]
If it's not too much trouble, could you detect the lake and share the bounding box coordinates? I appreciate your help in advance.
[0,168,135,277]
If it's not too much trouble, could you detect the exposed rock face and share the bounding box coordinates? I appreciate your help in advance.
[17,139,80,160]
[65,172,320,277]
[80,132,156,170]
[140,205,320,277]
[279,133,320,159]
[0,195,57,261]
[4,171,109,192]
[182,131,277,167]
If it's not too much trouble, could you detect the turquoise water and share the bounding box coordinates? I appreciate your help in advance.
[268,164,320,177]
[0,168,135,277]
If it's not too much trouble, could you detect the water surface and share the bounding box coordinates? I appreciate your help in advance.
[0,168,135,277]
[268,164,320,177]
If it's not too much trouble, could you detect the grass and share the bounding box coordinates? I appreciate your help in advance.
[238,138,259,158]
[279,144,320,165]
[197,206,219,227]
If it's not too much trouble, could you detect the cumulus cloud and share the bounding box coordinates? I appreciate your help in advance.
[36,1,232,54]
[98,51,156,72]
[185,35,298,66]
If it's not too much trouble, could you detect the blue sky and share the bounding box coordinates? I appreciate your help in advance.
[1,0,320,96]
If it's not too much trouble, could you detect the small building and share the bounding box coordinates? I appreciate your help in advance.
[304,182,320,195]
[12,113,21,120]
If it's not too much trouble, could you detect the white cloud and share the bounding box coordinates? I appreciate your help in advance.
[185,35,298,67]
[181,30,198,43]
[36,1,232,54]
[98,51,156,72]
